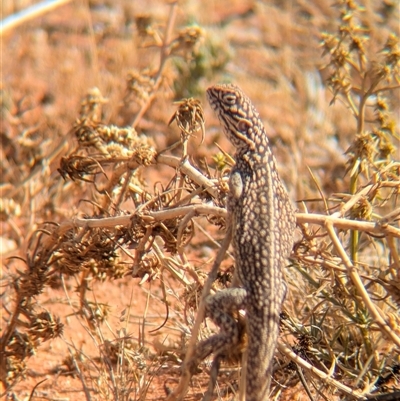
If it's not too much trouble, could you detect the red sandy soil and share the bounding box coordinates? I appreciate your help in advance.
[2,1,399,400]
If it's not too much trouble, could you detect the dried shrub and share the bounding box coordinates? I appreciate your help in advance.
[1,1,399,400]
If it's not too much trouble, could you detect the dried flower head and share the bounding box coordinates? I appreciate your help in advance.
[125,68,155,105]
[29,311,64,341]
[169,98,205,144]
[170,26,204,60]
[79,87,108,122]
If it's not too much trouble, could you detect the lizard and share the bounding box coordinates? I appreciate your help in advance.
[193,83,296,401]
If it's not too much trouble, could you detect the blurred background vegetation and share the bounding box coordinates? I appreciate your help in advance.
[1,1,399,400]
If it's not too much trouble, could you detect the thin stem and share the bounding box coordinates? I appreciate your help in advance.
[278,342,364,399]
[373,84,400,94]
[166,225,233,401]
[349,163,360,263]
[131,2,178,128]
[326,221,400,347]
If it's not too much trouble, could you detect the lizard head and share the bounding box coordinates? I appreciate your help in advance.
[206,84,261,152]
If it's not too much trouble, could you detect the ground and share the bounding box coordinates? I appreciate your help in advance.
[1,1,399,400]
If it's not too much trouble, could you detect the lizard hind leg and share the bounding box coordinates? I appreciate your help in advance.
[190,288,247,393]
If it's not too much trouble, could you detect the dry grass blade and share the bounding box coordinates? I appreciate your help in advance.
[0,0,73,35]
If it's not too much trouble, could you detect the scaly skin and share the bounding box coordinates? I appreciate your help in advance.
[204,83,295,400]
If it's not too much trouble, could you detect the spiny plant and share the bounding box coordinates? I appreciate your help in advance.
[0,3,223,399]
[322,1,399,261]
[276,1,399,400]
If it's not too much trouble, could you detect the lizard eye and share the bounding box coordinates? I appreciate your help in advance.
[223,94,236,105]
